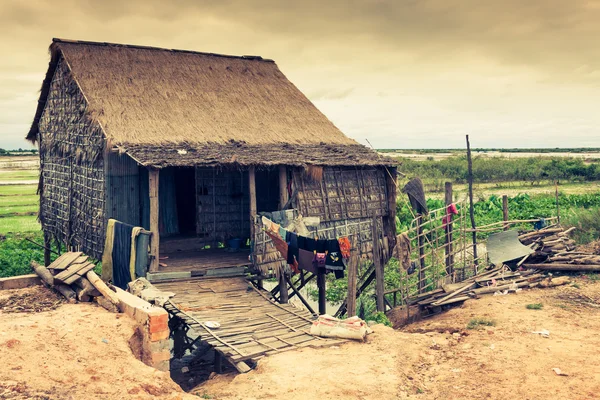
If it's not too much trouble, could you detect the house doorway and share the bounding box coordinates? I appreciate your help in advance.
[174,167,197,235]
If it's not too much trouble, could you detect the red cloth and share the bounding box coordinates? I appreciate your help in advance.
[337,237,351,259]
[442,204,458,228]
[265,230,299,273]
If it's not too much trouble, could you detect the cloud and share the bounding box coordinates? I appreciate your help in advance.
[0,0,599,149]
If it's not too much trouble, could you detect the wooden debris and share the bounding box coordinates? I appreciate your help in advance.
[29,252,121,311]
[31,261,77,303]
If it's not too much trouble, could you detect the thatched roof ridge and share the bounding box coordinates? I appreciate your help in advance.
[28,38,394,167]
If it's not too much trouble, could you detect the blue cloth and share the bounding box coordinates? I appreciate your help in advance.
[112,220,134,290]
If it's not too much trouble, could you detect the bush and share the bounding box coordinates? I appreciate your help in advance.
[0,232,56,278]
[563,208,600,245]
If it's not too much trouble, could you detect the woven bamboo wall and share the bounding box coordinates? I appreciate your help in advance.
[38,57,106,259]
[293,167,388,221]
[195,167,250,246]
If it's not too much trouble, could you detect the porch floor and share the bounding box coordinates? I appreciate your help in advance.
[158,248,251,273]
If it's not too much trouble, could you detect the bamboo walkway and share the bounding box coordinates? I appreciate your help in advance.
[154,278,344,371]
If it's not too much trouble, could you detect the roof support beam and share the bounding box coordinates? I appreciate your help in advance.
[148,168,160,273]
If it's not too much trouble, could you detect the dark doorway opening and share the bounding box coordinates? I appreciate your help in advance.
[174,167,196,235]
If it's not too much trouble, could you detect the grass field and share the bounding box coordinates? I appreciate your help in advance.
[0,173,39,234]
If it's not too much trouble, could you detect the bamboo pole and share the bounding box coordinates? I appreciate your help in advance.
[373,217,385,312]
[502,195,509,231]
[248,166,262,289]
[444,182,453,276]
[466,135,478,268]
[416,214,426,293]
[555,181,560,223]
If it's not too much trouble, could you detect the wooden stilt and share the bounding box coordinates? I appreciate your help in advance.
[373,217,385,312]
[278,272,289,304]
[214,350,223,373]
[346,253,359,317]
[148,168,160,273]
[43,231,52,267]
[317,268,326,315]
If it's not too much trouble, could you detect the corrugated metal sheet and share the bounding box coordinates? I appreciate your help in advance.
[106,153,141,226]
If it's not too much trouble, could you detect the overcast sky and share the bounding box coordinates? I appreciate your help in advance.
[1,0,599,149]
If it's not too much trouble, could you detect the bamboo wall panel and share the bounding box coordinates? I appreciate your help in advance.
[293,167,388,221]
[38,57,106,259]
[195,167,250,247]
[106,153,140,227]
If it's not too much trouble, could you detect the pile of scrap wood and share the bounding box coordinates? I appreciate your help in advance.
[518,226,577,257]
[30,251,120,312]
[408,265,571,316]
[518,226,600,272]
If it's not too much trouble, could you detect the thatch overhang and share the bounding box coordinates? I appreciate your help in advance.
[28,39,394,168]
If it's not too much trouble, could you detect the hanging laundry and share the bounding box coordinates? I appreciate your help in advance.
[392,232,411,271]
[313,252,327,270]
[442,203,459,228]
[265,230,298,273]
[325,239,344,270]
[102,219,137,290]
[337,237,351,259]
[297,248,317,274]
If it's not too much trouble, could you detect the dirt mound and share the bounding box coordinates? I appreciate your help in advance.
[0,289,196,400]
[0,286,64,313]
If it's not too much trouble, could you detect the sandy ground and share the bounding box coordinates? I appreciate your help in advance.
[0,286,196,400]
[2,279,600,400]
[198,276,600,400]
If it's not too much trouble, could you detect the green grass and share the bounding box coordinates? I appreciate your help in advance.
[0,215,41,233]
[0,204,38,216]
[0,170,39,181]
[467,318,496,330]
[0,184,37,196]
[0,195,38,207]
[0,232,56,278]
[526,303,544,310]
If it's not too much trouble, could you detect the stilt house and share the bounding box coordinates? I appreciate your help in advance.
[27,39,397,279]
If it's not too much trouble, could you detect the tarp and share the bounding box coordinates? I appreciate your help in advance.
[487,230,534,266]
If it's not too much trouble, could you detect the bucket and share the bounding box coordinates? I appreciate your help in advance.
[227,238,242,250]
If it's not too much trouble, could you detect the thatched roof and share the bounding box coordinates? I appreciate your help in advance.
[28,39,393,167]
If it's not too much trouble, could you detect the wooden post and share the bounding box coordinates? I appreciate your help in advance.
[373,217,385,312]
[555,181,560,223]
[317,268,326,315]
[148,168,160,273]
[278,165,288,210]
[444,182,453,277]
[278,272,289,304]
[249,166,262,288]
[346,253,359,317]
[214,351,223,374]
[466,135,478,267]
[502,195,509,230]
[277,165,289,302]
[43,231,52,267]
[416,214,426,293]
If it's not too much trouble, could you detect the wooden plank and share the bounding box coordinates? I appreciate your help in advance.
[63,263,97,285]
[54,261,95,284]
[149,167,160,273]
[48,252,83,271]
